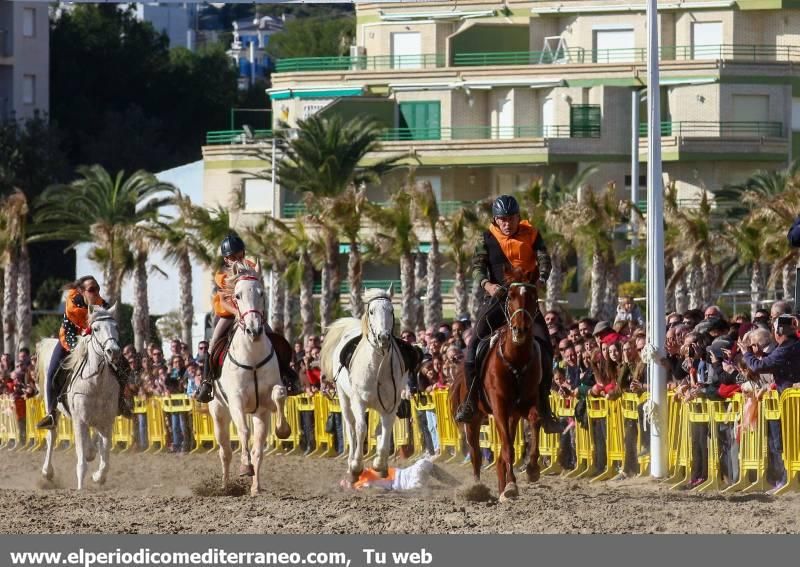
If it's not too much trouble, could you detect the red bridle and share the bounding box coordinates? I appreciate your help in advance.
[231,276,265,329]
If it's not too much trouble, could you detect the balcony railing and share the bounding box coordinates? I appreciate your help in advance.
[205,129,272,145]
[380,125,575,141]
[312,279,457,294]
[283,200,477,218]
[274,53,446,73]
[274,44,800,73]
[638,121,784,137]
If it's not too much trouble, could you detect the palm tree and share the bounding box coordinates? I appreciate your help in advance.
[440,207,480,319]
[413,180,443,329]
[32,165,172,310]
[0,190,29,353]
[327,183,368,318]
[719,218,768,318]
[366,186,418,331]
[240,115,409,329]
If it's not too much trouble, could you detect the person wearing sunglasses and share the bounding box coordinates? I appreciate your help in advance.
[38,276,133,429]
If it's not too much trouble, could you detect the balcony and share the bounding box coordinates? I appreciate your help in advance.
[282,200,476,218]
[273,44,800,73]
[379,125,576,141]
[205,129,272,145]
[637,121,787,161]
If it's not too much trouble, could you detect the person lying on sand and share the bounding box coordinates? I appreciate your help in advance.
[339,457,458,491]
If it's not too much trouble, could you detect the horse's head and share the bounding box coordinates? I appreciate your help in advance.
[362,287,395,349]
[504,267,539,345]
[88,304,121,363]
[228,261,265,341]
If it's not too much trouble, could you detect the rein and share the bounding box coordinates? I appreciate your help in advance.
[225,325,275,414]
[498,281,539,384]
[231,275,266,335]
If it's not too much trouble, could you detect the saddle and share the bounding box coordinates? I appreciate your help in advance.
[209,327,300,395]
[338,335,423,376]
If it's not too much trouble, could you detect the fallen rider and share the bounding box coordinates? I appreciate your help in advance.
[340,457,458,491]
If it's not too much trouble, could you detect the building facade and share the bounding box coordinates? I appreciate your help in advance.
[0,0,49,121]
[202,0,800,307]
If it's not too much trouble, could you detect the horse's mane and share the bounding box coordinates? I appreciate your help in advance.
[221,261,261,300]
[361,289,393,336]
[63,307,114,371]
[320,317,360,380]
[503,266,538,286]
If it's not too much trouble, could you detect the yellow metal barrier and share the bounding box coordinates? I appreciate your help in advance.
[621,392,649,476]
[191,400,217,453]
[294,393,317,456]
[145,397,168,453]
[684,398,713,493]
[54,413,74,451]
[269,395,301,455]
[539,394,561,474]
[311,393,337,457]
[0,398,19,449]
[393,417,411,456]
[666,392,683,477]
[696,395,741,493]
[775,389,800,495]
[432,389,461,462]
[25,398,47,452]
[111,415,134,452]
[479,417,496,468]
[411,393,436,461]
[588,396,625,482]
[666,398,693,489]
[723,393,769,494]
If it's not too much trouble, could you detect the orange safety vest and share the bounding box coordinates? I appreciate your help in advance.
[487,220,539,272]
[60,288,107,351]
[213,259,257,318]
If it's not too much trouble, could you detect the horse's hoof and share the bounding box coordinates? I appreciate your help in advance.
[526,465,541,483]
[348,470,361,484]
[501,482,519,500]
[92,472,106,485]
[42,469,53,481]
[239,464,255,477]
[250,487,261,497]
[275,423,291,440]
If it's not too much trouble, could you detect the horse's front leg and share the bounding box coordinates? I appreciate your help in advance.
[209,400,232,490]
[74,422,89,490]
[41,423,56,481]
[373,412,395,477]
[92,426,112,485]
[343,398,366,483]
[250,410,268,496]
[526,405,541,483]
[231,405,253,477]
[494,410,518,501]
[271,384,290,440]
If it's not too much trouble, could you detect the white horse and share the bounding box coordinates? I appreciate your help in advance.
[37,304,122,489]
[321,288,406,483]
[208,261,290,496]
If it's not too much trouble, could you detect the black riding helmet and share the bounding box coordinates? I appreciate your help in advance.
[220,233,246,257]
[492,195,520,218]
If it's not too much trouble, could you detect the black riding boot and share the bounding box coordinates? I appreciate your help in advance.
[282,366,301,396]
[537,338,564,434]
[455,361,478,423]
[197,362,215,403]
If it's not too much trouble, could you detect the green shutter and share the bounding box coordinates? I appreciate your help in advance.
[398,101,441,140]
[570,104,601,138]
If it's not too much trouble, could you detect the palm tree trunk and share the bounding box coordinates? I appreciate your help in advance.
[424,233,442,329]
[15,245,31,351]
[750,262,763,320]
[589,252,606,319]
[413,252,426,331]
[673,257,688,314]
[545,244,564,312]
[782,263,794,304]
[177,250,193,346]
[347,241,364,318]
[453,259,468,319]
[270,267,285,335]
[686,264,701,310]
[300,249,315,339]
[319,229,338,330]
[701,258,717,308]
[604,257,619,321]
[400,253,415,332]
[103,262,121,313]
[132,251,150,353]
[283,287,294,344]
[3,250,18,355]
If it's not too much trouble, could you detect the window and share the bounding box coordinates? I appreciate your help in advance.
[242,179,273,213]
[732,94,771,136]
[302,102,328,119]
[22,75,35,105]
[23,8,35,38]
[391,32,422,69]
[398,101,440,140]
[691,22,723,60]
[593,28,634,63]
[570,105,601,138]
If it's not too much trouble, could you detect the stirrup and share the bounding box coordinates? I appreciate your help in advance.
[37,413,56,430]
[197,380,214,403]
[454,401,475,423]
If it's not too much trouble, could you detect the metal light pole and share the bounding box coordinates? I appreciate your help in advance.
[267,135,278,328]
[631,90,640,282]
[646,0,668,478]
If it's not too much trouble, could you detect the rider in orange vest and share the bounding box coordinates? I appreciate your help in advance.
[196,233,299,403]
[37,276,134,429]
[454,195,562,434]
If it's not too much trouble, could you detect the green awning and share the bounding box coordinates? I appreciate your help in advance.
[268,87,365,101]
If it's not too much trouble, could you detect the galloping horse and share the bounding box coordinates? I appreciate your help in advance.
[208,261,291,496]
[37,305,122,489]
[321,288,410,483]
[450,268,543,500]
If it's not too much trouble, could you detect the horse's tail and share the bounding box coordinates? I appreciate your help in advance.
[36,338,59,410]
[320,317,360,381]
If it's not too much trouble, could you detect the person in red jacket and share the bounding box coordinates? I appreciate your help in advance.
[37,276,133,429]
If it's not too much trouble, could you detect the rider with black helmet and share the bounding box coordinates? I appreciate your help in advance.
[453,195,562,434]
[196,234,300,403]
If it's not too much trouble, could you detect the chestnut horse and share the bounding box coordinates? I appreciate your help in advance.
[450,267,542,500]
